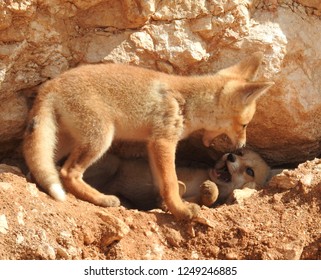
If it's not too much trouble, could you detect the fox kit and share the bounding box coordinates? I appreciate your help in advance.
[209,148,270,202]
[23,52,273,220]
[84,149,270,210]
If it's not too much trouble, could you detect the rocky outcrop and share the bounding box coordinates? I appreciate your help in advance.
[0,0,321,166]
[248,0,321,165]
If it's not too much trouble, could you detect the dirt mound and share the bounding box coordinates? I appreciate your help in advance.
[0,159,321,260]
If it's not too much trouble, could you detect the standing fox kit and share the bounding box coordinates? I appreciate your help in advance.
[23,52,273,220]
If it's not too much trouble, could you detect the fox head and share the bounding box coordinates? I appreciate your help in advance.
[209,148,271,202]
[202,52,274,149]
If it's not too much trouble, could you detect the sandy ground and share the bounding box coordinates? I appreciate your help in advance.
[0,158,321,260]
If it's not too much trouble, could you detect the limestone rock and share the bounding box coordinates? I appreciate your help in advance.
[0,0,321,167]
[247,6,321,165]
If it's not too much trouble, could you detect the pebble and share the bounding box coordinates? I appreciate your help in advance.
[0,182,12,191]
[17,206,25,225]
[26,183,39,197]
[16,233,24,244]
[97,211,130,247]
[0,214,8,234]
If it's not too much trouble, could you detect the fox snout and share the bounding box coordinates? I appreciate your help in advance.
[235,140,246,150]
[228,136,246,151]
[228,130,247,151]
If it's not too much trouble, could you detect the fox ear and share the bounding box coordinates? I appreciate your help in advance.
[220,52,264,80]
[240,81,274,104]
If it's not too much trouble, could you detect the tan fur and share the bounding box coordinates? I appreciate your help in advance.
[23,52,273,220]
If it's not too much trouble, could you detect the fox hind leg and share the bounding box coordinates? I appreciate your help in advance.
[60,128,120,207]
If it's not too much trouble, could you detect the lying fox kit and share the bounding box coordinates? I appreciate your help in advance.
[23,52,273,220]
[83,149,271,210]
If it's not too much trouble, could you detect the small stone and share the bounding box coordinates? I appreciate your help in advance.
[231,188,257,204]
[97,211,130,247]
[0,214,8,234]
[299,173,313,186]
[16,233,24,244]
[56,246,70,260]
[0,164,22,175]
[0,182,12,191]
[164,227,182,247]
[225,251,239,260]
[144,244,164,260]
[17,206,25,225]
[191,250,199,259]
[26,183,39,197]
[36,243,56,260]
[57,231,73,247]
[83,230,95,245]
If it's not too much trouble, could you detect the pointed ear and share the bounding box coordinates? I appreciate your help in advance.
[219,52,264,80]
[267,168,284,181]
[240,81,274,105]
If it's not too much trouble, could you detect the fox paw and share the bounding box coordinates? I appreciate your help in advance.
[200,180,219,207]
[174,202,200,221]
[98,195,121,207]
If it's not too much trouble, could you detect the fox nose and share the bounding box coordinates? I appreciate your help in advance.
[227,153,236,162]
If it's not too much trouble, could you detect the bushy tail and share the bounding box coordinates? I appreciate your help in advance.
[23,95,66,201]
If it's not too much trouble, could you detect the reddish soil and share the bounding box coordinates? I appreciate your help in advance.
[0,159,321,260]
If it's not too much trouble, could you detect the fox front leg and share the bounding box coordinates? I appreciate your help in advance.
[148,139,200,220]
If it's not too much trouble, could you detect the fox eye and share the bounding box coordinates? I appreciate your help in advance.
[246,167,255,177]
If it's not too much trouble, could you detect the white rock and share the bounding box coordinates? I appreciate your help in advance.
[0,182,12,191]
[16,233,24,244]
[17,206,25,225]
[26,183,39,197]
[0,214,9,234]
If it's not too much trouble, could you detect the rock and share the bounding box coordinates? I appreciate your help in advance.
[56,246,70,259]
[269,158,321,189]
[0,164,23,176]
[0,182,12,191]
[247,5,321,165]
[278,240,304,260]
[97,211,130,247]
[17,206,25,225]
[144,244,165,260]
[269,171,298,190]
[35,243,56,260]
[163,227,183,247]
[0,214,8,234]
[0,0,321,166]
[16,233,24,244]
[230,188,257,204]
[26,183,39,197]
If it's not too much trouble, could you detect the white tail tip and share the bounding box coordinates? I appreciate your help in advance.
[49,183,66,201]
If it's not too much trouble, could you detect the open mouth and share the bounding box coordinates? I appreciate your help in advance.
[212,163,232,183]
